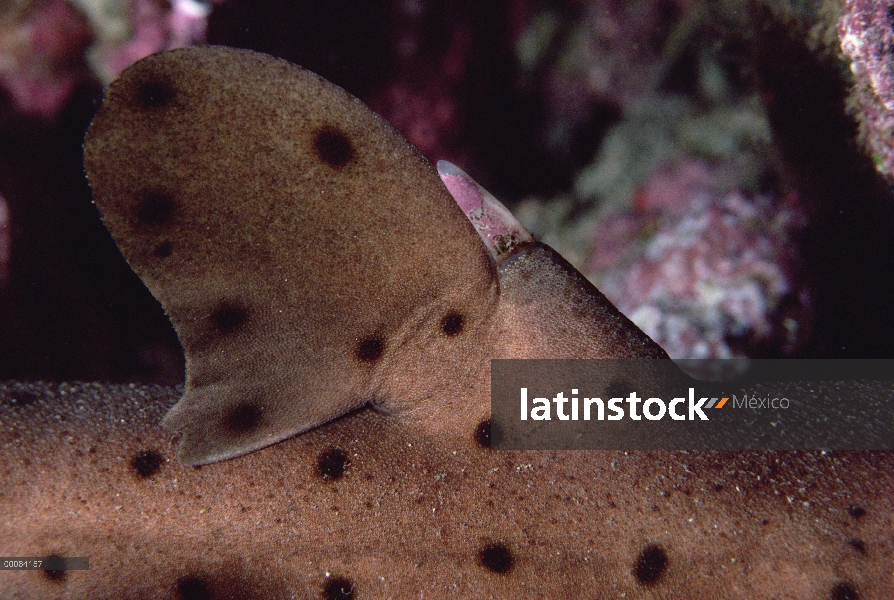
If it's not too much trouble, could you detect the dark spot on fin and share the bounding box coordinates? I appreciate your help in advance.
[356,337,384,363]
[848,538,866,555]
[153,241,173,258]
[317,448,349,481]
[131,450,164,478]
[474,419,492,449]
[176,576,211,600]
[479,543,514,574]
[848,505,866,519]
[633,544,668,586]
[314,126,354,168]
[222,403,263,435]
[441,312,464,336]
[211,302,248,335]
[137,192,175,227]
[323,575,355,599]
[135,77,174,109]
[831,582,860,600]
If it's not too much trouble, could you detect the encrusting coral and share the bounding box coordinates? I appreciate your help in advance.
[839,0,894,183]
[0,0,217,118]
[513,1,813,358]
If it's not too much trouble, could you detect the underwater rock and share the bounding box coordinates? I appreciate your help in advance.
[0,0,218,119]
[0,0,92,117]
[590,160,810,359]
[838,0,894,182]
[79,0,219,85]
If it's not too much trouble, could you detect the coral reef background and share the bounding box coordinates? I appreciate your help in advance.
[1,0,893,381]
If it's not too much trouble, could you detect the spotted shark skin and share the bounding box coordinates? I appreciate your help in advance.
[2,382,891,598]
[1,46,892,598]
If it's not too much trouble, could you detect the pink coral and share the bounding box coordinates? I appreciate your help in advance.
[367,2,471,164]
[0,0,92,117]
[839,0,894,111]
[0,0,219,119]
[632,158,714,216]
[838,0,894,180]
[370,79,460,161]
[90,0,216,84]
[589,158,809,359]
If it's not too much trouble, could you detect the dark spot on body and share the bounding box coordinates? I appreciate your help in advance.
[176,576,211,600]
[633,544,668,586]
[222,403,263,434]
[131,450,164,478]
[153,241,173,258]
[474,419,492,449]
[479,543,514,574]
[323,576,355,599]
[137,192,175,227]
[211,302,248,334]
[8,389,37,406]
[441,312,464,336]
[848,538,866,555]
[42,568,65,582]
[42,555,66,583]
[317,448,349,481]
[135,77,174,109]
[848,505,866,519]
[831,582,860,600]
[314,126,354,167]
[356,337,384,362]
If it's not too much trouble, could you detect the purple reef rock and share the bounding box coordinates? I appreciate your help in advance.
[588,158,810,359]
[0,0,218,119]
[838,0,894,181]
[0,0,92,117]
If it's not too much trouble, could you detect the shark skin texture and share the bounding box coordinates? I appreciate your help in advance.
[1,382,892,599]
[0,46,891,598]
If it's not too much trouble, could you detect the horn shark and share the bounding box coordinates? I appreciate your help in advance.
[1,46,890,599]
